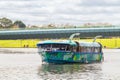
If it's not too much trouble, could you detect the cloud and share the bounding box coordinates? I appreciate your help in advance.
[0,0,120,25]
[81,0,120,6]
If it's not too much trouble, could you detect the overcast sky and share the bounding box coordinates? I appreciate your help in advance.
[0,0,120,25]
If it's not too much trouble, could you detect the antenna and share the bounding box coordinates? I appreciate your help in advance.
[93,35,102,42]
[69,33,80,42]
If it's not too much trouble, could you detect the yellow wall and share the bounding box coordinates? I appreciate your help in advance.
[0,39,40,48]
[79,38,120,48]
[0,38,120,48]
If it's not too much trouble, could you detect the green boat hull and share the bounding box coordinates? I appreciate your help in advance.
[40,51,103,64]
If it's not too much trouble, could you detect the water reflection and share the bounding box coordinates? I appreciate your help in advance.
[39,63,102,74]
[38,63,102,79]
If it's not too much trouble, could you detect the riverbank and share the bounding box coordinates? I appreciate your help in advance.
[0,48,119,54]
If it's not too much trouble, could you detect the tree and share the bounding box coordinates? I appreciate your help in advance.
[14,20,26,28]
[0,24,2,29]
[0,17,13,28]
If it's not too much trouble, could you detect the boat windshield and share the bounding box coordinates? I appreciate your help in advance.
[38,44,70,51]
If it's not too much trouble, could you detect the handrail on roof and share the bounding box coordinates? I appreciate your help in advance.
[93,35,102,42]
[69,33,80,43]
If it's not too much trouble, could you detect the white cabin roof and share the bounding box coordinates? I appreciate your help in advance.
[79,42,101,47]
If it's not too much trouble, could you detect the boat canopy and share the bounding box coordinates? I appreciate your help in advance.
[37,40,101,47]
[37,40,77,46]
[79,42,101,47]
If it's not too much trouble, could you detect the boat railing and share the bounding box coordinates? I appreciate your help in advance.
[69,33,80,43]
[93,35,102,42]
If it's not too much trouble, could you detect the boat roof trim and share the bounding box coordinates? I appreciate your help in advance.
[79,42,101,47]
[37,40,101,47]
[37,40,77,46]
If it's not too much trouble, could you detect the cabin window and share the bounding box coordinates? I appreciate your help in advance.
[39,44,52,51]
[94,47,100,53]
[52,44,69,51]
[79,46,81,52]
[80,47,84,52]
[83,47,86,52]
[80,47,87,53]
[80,47,94,53]
[39,44,71,51]
[69,46,76,52]
[81,47,84,52]
[73,46,77,52]
[86,47,91,52]
[91,47,94,52]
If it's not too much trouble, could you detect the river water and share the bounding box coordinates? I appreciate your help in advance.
[0,48,120,80]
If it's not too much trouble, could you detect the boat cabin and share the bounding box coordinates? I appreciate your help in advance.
[37,40,102,53]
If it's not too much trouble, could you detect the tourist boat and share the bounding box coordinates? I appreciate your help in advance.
[37,33,104,64]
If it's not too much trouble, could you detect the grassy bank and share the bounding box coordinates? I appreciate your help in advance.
[0,38,120,48]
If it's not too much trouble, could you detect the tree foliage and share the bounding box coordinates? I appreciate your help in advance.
[14,20,26,28]
[0,17,13,28]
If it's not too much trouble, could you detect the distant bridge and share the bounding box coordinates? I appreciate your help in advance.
[0,27,120,39]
